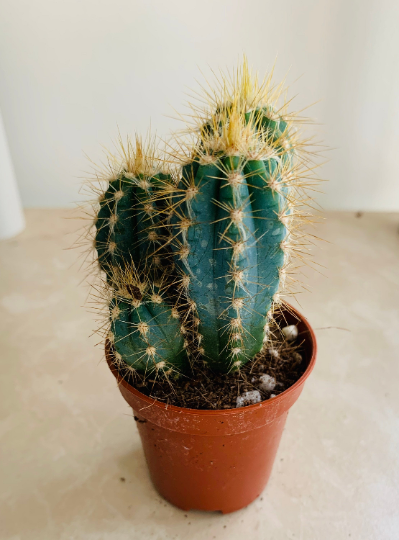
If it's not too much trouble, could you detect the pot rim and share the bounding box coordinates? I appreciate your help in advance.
[106,302,317,417]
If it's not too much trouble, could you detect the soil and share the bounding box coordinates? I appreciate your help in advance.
[110,329,308,410]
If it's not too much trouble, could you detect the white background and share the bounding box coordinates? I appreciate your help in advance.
[0,0,398,210]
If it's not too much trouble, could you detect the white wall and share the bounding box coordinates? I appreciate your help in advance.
[0,0,398,210]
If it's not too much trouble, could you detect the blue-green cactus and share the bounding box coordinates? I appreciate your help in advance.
[92,63,308,377]
[108,275,187,376]
[94,141,188,376]
[168,102,293,372]
[95,175,168,278]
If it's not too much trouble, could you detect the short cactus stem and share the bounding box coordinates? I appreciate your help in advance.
[108,274,188,375]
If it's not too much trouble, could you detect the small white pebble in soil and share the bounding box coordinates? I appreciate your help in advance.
[236,390,262,408]
[259,374,276,392]
[251,377,257,383]
[293,352,302,365]
[270,394,277,399]
[268,348,279,359]
[282,325,298,341]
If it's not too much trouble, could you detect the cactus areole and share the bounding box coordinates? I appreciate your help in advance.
[91,62,317,379]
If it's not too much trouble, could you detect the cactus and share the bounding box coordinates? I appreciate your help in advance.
[107,266,188,376]
[90,61,317,377]
[93,137,188,376]
[167,101,294,372]
[94,136,170,281]
[151,60,312,373]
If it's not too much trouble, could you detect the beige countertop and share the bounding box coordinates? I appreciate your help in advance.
[1,209,398,539]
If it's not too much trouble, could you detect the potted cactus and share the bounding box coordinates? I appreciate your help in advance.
[87,61,319,513]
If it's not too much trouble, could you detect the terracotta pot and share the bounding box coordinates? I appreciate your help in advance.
[105,304,317,514]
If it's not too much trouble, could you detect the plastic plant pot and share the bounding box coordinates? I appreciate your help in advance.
[105,303,317,514]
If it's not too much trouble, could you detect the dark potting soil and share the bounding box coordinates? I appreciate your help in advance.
[111,331,308,410]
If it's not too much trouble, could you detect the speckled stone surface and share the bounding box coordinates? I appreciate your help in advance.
[1,209,398,539]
